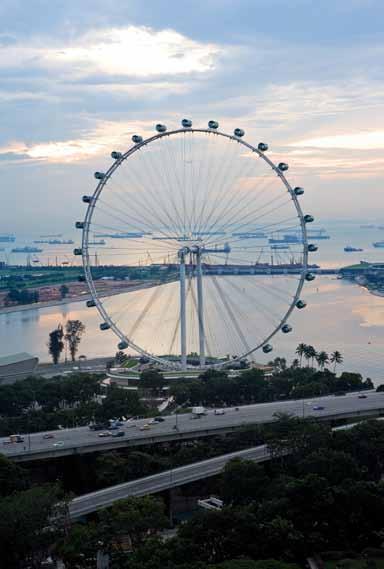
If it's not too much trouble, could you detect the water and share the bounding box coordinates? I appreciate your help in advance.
[0,276,383,383]
[0,221,383,382]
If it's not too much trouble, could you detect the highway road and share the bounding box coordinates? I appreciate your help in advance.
[1,391,384,462]
[69,444,270,519]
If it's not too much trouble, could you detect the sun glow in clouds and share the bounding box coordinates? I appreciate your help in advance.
[293,130,384,150]
[11,26,221,77]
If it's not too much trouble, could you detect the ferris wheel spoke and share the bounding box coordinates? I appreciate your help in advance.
[210,275,252,356]
[134,143,186,236]
[107,173,183,240]
[196,138,242,237]
[194,135,238,237]
[199,164,278,239]
[127,284,165,343]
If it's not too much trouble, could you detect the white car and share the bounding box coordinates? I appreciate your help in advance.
[214,409,225,415]
[53,441,64,447]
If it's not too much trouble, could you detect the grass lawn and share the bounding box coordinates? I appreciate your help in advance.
[324,558,384,569]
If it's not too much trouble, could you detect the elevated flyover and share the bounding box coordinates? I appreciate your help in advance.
[69,444,270,520]
[1,392,383,462]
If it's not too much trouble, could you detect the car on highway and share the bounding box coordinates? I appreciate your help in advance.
[89,423,110,431]
[312,405,325,411]
[98,431,112,438]
[43,433,54,439]
[139,424,151,431]
[153,416,165,422]
[112,431,125,438]
[214,409,225,415]
[53,441,64,447]
[358,394,367,399]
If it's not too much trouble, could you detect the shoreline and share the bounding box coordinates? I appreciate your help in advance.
[0,282,156,316]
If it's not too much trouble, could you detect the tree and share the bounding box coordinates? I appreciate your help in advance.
[315,351,329,370]
[330,350,343,372]
[295,343,307,367]
[59,284,69,299]
[65,319,86,361]
[48,324,64,364]
[0,484,65,569]
[99,496,168,550]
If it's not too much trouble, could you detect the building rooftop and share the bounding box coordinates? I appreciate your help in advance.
[0,352,38,367]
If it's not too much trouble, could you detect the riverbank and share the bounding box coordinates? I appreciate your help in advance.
[0,281,156,315]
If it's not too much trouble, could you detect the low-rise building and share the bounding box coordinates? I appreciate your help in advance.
[0,352,39,384]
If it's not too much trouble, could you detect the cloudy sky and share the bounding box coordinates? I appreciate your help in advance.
[1,0,383,234]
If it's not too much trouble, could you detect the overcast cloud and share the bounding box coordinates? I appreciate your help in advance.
[0,0,383,232]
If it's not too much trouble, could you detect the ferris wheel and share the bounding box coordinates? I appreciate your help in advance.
[74,119,318,370]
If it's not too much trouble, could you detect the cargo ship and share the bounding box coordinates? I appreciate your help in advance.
[12,246,43,253]
[232,232,267,239]
[88,239,106,246]
[0,233,16,243]
[373,241,384,248]
[269,234,302,244]
[344,246,363,252]
[34,239,74,245]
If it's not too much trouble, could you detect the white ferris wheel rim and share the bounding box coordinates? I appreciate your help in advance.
[80,127,309,369]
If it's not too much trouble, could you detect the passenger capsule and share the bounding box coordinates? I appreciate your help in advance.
[94,172,106,180]
[82,195,92,204]
[234,128,244,137]
[305,272,316,282]
[86,299,96,308]
[307,243,318,252]
[100,322,111,331]
[132,134,143,144]
[181,118,192,128]
[118,340,129,350]
[73,248,82,256]
[296,299,307,309]
[258,142,268,152]
[281,324,292,334]
[262,344,273,354]
[111,151,122,160]
[155,124,167,133]
[294,187,304,196]
[278,162,289,172]
[75,221,84,229]
[304,214,314,223]
[208,120,219,129]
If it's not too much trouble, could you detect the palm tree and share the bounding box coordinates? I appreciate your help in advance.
[295,343,307,367]
[316,351,329,371]
[304,345,317,369]
[330,350,343,373]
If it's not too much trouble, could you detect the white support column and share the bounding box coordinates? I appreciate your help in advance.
[196,249,205,367]
[179,251,187,370]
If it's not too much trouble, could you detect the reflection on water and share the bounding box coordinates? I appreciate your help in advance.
[0,277,383,383]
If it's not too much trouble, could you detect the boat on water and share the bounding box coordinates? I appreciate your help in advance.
[34,239,74,245]
[88,239,106,246]
[12,246,43,253]
[373,241,384,248]
[95,232,146,239]
[271,244,290,250]
[0,233,16,243]
[269,234,302,244]
[233,232,267,239]
[344,246,363,252]
[360,225,375,229]
[306,229,330,240]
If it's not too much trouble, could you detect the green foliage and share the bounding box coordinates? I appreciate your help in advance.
[0,454,30,497]
[0,484,64,569]
[65,319,85,361]
[5,287,39,305]
[99,496,168,550]
[95,384,146,421]
[48,324,64,364]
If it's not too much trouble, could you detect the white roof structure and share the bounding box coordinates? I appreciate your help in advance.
[0,352,39,384]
